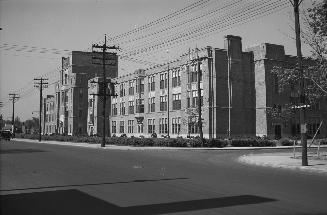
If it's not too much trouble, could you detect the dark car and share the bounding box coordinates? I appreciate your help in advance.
[1,131,12,141]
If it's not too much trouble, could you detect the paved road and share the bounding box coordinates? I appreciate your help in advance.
[1,140,326,215]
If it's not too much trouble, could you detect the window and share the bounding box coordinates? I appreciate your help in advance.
[89,98,94,107]
[187,91,191,108]
[148,97,155,112]
[89,113,94,124]
[136,99,144,113]
[112,103,118,116]
[136,78,144,94]
[192,90,198,107]
[128,120,134,133]
[172,117,181,134]
[119,121,124,133]
[160,95,167,111]
[159,118,168,134]
[160,73,167,89]
[119,83,125,97]
[172,70,181,87]
[128,101,134,114]
[120,102,126,115]
[138,124,143,133]
[148,119,156,134]
[64,74,68,85]
[148,75,155,92]
[188,116,198,134]
[172,93,181,110]
[112,121,116,133]
[128,80,135,95]
[189,65,197,83]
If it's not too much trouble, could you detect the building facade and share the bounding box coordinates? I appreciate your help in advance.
[247,43,327,139]
[108,35,327,139]
[55,51,118,135]
[109,35,256,138]
[42,95,57,135]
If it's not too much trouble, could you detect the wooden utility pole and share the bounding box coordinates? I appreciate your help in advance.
[291,0,308,166]
[92,34,119,147]
[9,93,20,136]
[196,48,204,143]
[34,77,48,142]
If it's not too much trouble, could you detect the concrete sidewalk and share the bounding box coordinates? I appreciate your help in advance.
[12,138,327,151]
[239,152,327,174]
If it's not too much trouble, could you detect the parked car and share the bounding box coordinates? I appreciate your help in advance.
[1,131,12,141]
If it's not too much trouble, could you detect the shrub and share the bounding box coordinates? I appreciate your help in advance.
[207,139,228,148]
[278,137,294,146]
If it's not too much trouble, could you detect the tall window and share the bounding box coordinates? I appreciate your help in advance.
[112,121,117,133]
[138,124,143,133]
[128,101,134,114]
[172,117,181,134]
[112,103,118,116]
[192,90,198,107]
[159,118,168,134]
[148,119,156,134]
[136,99,144,113]
[160,95,167,111]
[119,121,124,133]
[128,80,135,95]
[136,78,145,94]
[189,65,197,83]
[160,73,167,89]
[172,93,181,110]
[128,120,134,133]
[188,116,198,134]
[148,75,155,92]
[172,70,181,87]
[148,97,155,112]
[120,83,125,97]
[120,102,126,115]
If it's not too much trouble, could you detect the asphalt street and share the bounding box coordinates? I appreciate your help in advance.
[1,140,327,215]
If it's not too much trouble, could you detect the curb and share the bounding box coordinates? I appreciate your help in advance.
[12,138,327,151]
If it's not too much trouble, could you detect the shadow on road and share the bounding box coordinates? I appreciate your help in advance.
[0,177,189,192]
[1,189,276,215]
[0,148,47,154]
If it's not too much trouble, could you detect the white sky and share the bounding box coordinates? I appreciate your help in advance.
[0,0,316,121]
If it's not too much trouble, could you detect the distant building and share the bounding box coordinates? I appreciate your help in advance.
[42,95,56,135]
[55,51,118,135]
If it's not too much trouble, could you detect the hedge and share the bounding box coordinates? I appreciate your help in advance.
[15,133,278,148]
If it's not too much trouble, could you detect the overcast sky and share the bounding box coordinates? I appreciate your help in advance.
[0,0,315,121]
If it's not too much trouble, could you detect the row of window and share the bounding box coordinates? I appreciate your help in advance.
[111,90,203,116]
[114,67,203,97]
[111,117,183,134]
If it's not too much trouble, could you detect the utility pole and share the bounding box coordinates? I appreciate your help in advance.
[34,77,48,142]
[92,34,119,147]
[9,93,20,136]
[196,48,204,143]
[291,0,308,166]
